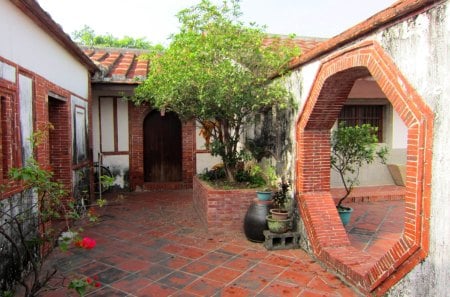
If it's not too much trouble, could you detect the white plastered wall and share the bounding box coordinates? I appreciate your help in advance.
[0,0,89,98]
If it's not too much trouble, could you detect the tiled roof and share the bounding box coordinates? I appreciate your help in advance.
[83,47,149,84]
[84,36,324,84]
[263,35,325,54]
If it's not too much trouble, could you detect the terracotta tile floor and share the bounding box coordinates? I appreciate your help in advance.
[37,189,403,297]
[345,199,404,260]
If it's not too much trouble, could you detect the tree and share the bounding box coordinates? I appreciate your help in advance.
[71,25,164,52]
[134,0,299,182]
[331,122,388,209]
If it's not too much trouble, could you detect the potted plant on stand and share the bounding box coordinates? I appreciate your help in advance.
[266,180,292,233]
[331,122,388,225]
[270,181,291,219]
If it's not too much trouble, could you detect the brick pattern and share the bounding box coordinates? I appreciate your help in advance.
[129,104,195,190]
[48,98,71,189]
[192,176,256,233]
[0,57,89,200]
[295,40,434,295]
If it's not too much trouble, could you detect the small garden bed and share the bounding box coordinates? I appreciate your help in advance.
[193,176,257,234]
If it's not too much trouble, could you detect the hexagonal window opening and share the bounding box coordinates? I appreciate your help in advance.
[333,76,407,261]
[296,42,433,294]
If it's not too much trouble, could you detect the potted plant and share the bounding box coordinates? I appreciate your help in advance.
[331,122,388,225]
[266,180,292,233]
[270,181,291,219]
[252,164,277,201]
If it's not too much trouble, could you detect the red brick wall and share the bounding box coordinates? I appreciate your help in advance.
[129,103,195,190]
[0,57,89,199]
[295,41,434,295]
[48,98,71,189]
[193,176,256,234]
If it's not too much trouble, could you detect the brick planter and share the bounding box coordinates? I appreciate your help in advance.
[192,176,257,234]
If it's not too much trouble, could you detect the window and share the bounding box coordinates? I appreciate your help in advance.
[0,92,18,181]
[338,105,383,142]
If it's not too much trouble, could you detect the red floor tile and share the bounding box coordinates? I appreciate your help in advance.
[158,271,198,289]
[203,266,242,284]
[135,282,177,297]
[277,270,315,286]
[183,278,224,296]
[38,190,385,297]
[115,259,152,272]
[221,284,256,296]
[110,273,153,293]
[223,257,256,271]
[258,280,303,297]
[181,260,215,275]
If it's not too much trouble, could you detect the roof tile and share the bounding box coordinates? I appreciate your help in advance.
[84,36,324,84]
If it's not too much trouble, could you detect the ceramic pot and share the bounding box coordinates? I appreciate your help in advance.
[266,215,291,233]
[337,207,353,226]
[256,191,272,201]
[244,199,272,242]
[269,208,289,220]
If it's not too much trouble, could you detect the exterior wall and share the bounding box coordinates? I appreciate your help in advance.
[280,1,448,295]
[0,13,90,289]
[92,86,135,190]
[375,3,450,296]
[0,0,89,98]
[129,103,195,190]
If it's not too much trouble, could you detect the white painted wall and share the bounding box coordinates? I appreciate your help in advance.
[71,95,88,163]
[102,155,129,189]
[195,122,223,174]
[100,98,115,152]
[374,3,450,296]
[0,0,89,98]
[92,94,130,189]
[19,74,33,162]
[117,98,129,151]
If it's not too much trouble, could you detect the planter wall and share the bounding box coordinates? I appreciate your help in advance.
[193,176,256,233]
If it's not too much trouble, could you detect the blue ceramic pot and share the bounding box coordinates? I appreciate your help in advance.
[337,207,354,226]
[256,191,272,201]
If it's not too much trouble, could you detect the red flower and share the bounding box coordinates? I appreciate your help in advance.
[95,282,101,288]
[75,237,96,249]
[86,277,93,284]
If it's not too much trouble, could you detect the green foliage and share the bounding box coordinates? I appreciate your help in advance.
[0,130,68,295]
[199,166,226,181]
[331,122,389,209]
[72,25,165,52]
[134,0,299,182]
[0,127,102,296]
[272,181,290,209]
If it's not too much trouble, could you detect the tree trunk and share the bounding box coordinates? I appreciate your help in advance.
[224,163,236,182]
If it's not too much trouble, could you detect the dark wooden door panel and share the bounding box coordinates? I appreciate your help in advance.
[144,110,182,182]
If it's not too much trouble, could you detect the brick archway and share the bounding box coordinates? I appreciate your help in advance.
[129,104,195,190]
[296,41,433,295]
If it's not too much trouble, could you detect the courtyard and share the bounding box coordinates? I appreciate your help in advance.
[35,189,403,296]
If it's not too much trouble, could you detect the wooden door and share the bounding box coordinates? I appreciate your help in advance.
[144,110,182,182]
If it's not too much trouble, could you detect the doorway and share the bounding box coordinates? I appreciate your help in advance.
[143,110,182,182]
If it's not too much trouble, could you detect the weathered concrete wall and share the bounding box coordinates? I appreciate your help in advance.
[375,2,450,296]
[282,1,449,295]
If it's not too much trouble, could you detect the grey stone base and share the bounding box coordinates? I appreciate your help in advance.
[263,230,300,250]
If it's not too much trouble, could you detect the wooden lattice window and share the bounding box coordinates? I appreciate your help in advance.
[338,105,383,142]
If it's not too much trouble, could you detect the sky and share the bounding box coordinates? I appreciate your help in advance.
[37,0,398,46]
